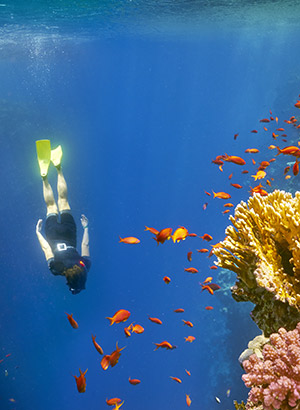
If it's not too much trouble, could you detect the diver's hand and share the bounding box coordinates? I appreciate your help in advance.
[36,219,43,233]
[81,214,88,229]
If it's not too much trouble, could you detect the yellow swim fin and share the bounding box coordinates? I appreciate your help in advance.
[36,139,51,177]
[51,145,63,167]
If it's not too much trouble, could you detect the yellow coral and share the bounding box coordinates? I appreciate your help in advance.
[214,190,300,334]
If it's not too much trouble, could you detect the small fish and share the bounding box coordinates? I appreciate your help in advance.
[5,354,11,358]
[228,173,233,180]
[155,228,173,244]
[202,276,213,284]
[170,376,182,383]
[163,276,171,284]
[65,312,79,329]
[186,394,192,407]
[185,369,191,376]
[188,233,197,237]
[223,155,246,165]
[208,283,221,291]
[212,191,231,199]
[184,336,195,343]
[106,309,131,325]
[172,226,189,243]
[106,398,122,406]
[8,398,16,402]
[131,324,144,334]
[205,306,214,310]
[251,170,266,181]
[251,130,258,133]
[101,355,111,371]
[293,160,299,176]
[187,251,192,262]
[259,118,270,123]
[144,226,159,235]
[148,316,162,325]
[203,202,208,210]
[210,265,218,270]
[233,133,239,140]
[129,377,141,385]
[201,285,214,295]
[241,170,249,174]
[153,341,176,351]
[230,183,242,189]
[91,335,103,355]
[245,148,259,153]
[73,368,88,393]
[204,190,211,196]
[200,233,213,241]
[215,396,221,404]
[109,342,126,367]
[182,320,193,327]
[119,236,140,244]
[197,248,209,253]
[222,209,230,214]
[226,389,231,397]
[174,308,185,313]
[184,267,198,274]
[124,325,132,338]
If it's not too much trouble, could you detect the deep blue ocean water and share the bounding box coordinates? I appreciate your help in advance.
[1,1,300,409]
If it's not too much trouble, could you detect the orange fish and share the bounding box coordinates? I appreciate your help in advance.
[129,377,141,385]
[124,325,132,338]
[245,148,259,153]
[210,265,218,270]
[163,276,171,284]
[276,146,300,156]
[106,309,131,325]
[284,166,290,175]
[186,394,192,407]
[230,183,242,189]
[242,170,249,174]
[188,233,197,237]
[293,160,299,176]
[170,376,182,383]
[184,336,195,343]
[295,100,300,108]
[174,308,185,313]
[205,306,214,310]
[91,335,103,355]
[106,398,122,406]
[73,368,88,393]
[228,173,233,180]
[197,248,209,253]
[223,155,246,165]
[200,233,213,241]
[148,316,162,325]
[184,267,198,274]
[182,320,193,328]
[234,133,239,140]
[259,118,270,123]
[101,355,111,371]
[109,342,125,367]
[201,285,214,295]
[213,191,231,199]
[119,236,140,244]
[202,276,213,284]
[155,228,172,244]
[285,175,291,180]
[204,190,211,196]
[187,251,192,262]
[277,128,285,131]
[65,312,79,329]
[172,226,189,243]
[251,170,266,181]
[224,203,234,207]
[145,226,159,235]
[131,324,144,334]
[251,130,258,133]
[185,369,191,376]
[153,341,176,351]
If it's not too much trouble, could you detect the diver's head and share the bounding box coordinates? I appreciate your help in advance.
[64,263,87,295]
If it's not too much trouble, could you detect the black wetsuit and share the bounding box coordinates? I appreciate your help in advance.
[45,211,91,293]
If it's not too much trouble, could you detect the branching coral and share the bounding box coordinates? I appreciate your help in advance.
[242,323,300,410]
[213,190,300,335]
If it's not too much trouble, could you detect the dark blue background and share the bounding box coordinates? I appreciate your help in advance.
[0,2,300,409]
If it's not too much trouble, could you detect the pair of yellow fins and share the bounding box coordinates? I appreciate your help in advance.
[36,139,63,177]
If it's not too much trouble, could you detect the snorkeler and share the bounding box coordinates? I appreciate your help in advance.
[35,140,91,295]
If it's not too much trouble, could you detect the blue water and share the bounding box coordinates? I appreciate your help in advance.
[1,2,300,409]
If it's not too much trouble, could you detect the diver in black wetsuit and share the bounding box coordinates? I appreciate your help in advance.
[35,141,91,294]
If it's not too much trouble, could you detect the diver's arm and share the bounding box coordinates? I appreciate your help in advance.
[80,214,90,257]
[36,219,54,261]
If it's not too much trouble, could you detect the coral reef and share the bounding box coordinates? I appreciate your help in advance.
[242,323,300,410]
[213,190,300,335]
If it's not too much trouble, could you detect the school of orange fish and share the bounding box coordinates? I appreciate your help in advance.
[0,88,295,407]
[66,98,300,408]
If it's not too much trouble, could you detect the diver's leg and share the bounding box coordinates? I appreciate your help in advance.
[57,166,71,212]
[42,177,58,215]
